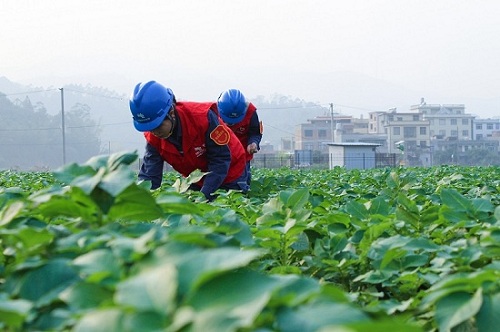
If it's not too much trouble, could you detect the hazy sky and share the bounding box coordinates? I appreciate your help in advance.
[2,0,500,118]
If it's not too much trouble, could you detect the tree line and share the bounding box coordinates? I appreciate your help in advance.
[0,92,102,170]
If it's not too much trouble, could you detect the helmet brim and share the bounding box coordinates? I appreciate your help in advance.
[220,112,245,126]
[133,111,168,132]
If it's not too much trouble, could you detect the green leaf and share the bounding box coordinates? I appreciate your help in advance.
[156,192,204,214]
[182,269,283,332]
[440,206,468,224]
[329,234,348,255]
[271,275,321,306]
[435,289,483,332]
[106,151,139,170]
[495,206,500,221]
[31,186,101,222]
[368,196,390,216]
[401,254,429,269]
[344,318,424,332]
[0,299,32,328]
[115,262,177,313]
[284,188,310,210]
[52,162,95,185]
[327,222,349,234]
[397,193,419,214]
[405,237,440,252]
[173,169,209,193]
[107,184,163,221]
[476,292,500,332]
[271,265,303,275]
[395,206,420,227]
[290,231,310,251]
[345,200,369,220]
[471,198,494,213]
[16,259,79,306]
[74,309,165,332]
[74,309,124,332]
[99,165,136,197]
[177,247,265,297]
[217,215,254,246]
[379,248,406,271]
[350,229,365,244]
[59,282,113,310]
[89,186,115,214]
[440,188,472,212]
[0,201,24,227]
[16,226,54,249]
[72,167,106,195]
[276,302,368,332]
[73,249,121,282]
[421,270,499,309]
[35,196,99,221]
[84,154,112,170]
[355,270,393,284]
[107,227,158,260]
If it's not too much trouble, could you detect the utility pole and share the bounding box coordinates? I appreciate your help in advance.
[330,103,335,142]
[59,88,66,165]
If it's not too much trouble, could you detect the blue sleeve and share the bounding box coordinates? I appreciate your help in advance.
[200,111,231,199]
[247,112,263,148]
[138,143,164,189]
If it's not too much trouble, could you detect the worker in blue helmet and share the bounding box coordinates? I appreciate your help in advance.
[216,89,263,186]
[129,81,249,201]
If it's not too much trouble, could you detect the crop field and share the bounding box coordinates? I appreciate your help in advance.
[0,151,499,332]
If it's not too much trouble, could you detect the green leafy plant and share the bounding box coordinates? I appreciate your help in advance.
[1,154,498,331]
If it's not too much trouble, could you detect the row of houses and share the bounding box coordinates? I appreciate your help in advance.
[276,98,500,167]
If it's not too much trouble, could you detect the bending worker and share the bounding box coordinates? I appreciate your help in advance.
[129,80,249,201]
[216,89,263,185]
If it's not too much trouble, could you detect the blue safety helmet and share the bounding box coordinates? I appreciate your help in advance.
[217,89,247,125]
[129,81,175,132]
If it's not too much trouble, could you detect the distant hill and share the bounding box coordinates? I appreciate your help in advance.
[0,76,145,156]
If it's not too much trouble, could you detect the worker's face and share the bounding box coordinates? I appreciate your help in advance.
[151,111,174,139]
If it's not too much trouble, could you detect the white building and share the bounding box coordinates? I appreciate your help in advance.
[368,109,430,158]
[327,142,381,170]
[295,115,368,151]
[411,99,475,140]
[473,118,500,140]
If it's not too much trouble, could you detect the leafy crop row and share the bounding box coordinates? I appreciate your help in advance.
[0,152,499,331]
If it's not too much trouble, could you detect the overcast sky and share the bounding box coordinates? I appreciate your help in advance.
[2,0,500,118]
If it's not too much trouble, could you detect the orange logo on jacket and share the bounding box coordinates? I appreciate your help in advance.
[210,125,231,145]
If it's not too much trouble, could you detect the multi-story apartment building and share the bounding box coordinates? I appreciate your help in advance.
[369,110,430,155]
[294,115,368,151]
[408,99,500,163]
[473,118,500,140]
[410,99,475,140]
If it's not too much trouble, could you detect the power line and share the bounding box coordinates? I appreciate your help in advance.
[0,126,61,132]
[1,88,59,96]
[257,105,327,110]
[1,87,126,101]
[63,88,127,101]
[0,141,98,147]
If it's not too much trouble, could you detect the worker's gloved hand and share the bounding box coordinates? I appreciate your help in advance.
[200,187,216,202]
[247,143,258,154]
